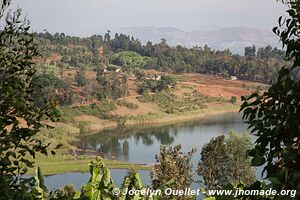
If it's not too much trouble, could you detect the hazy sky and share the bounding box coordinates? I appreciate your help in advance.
[11,0,287,36]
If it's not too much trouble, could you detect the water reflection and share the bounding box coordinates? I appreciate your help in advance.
[73,112,248,164]
[47,112,261,195]
[74,125,176,160]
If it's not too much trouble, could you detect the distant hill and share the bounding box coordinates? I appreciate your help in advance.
[117,27,281,54]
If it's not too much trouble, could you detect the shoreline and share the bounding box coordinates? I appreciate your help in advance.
[30,155,152,176]
[127,104,240,127]
[83,103,240,133]
[37,103,240,175]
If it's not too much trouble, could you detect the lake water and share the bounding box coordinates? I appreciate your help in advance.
[44,112,257,192]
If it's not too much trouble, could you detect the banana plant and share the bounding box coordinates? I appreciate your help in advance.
[119,170,146,200]
[26,157,175,200]
[119,169,175,200]
[79,157,118,200]
[27,167,49,200]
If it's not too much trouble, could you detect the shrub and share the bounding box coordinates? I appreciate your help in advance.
[59,101,117,122]
[230,96,237,104]
[137,90,207,114]
[75,69,87,86]
[116,99,139,109]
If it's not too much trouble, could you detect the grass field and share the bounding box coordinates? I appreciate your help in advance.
[29,155,151,175]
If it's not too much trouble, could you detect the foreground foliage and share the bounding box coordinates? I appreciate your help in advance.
[25,157,173,200]
[198,131,255,190]
[151,145,195,200]
[0,1,58,198]
[240,0,300,198]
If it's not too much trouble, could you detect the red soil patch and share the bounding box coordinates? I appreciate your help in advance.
[113,97,158,116]
[179,73,266,98]
[47,53,62,63]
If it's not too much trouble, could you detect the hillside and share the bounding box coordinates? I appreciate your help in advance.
[117,27,281,54]
[40,69,267,151]
[36,31,289,85]
[33,31,286,151]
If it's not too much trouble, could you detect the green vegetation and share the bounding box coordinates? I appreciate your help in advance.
[111,51,148,70]
[240,0,300,195]
[75,69,87,86]
[38,124,79,150]
[138,90,187,114]
[137,90,227,114]
[29,155,150,175]
[0,2,58,198]
[58,101,117,122]
[206,1,300,199]
[127,112,165,122]
[230,96,237,104]
[37,28,293,85]
[136,74,177,94]
[30,157,173,199]
[36,64,61,77]
[107,64,121,71]
[116,99,139,109]
[151,145,195,200]
[96,69,129,100]
[198,131,255,190]
[33,72,69,107]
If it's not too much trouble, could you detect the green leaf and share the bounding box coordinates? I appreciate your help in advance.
[251,154,265,166]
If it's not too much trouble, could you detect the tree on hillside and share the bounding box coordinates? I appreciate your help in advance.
[134,68,146,81]
[75,69,87,86]
[244,45,256,57]
[0,1,58,198]
[96,73,111,100]
[157,75,177,91]
[198,131,255,190]
[104,30,111,42]
[36,29,288,84]
[32,73,66,107]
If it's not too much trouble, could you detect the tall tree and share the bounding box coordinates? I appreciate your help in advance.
[244,45,256,57]
[104,30,111,42]
[0,1,57,198]
[151,145,195,200]
[75,69,87,86]
[198,131,255,190]
[225,131,255,185]
[198,135,228,190]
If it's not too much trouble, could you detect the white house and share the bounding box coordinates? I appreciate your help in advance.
[230,76,237,80]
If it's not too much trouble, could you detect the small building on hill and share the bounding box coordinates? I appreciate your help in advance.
[146,74,161,81]
[230,76,237,80]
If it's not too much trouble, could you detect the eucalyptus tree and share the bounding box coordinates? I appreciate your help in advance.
[0,1,58,198]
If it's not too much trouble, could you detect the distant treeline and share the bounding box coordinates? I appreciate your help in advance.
[36,31,298,83]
